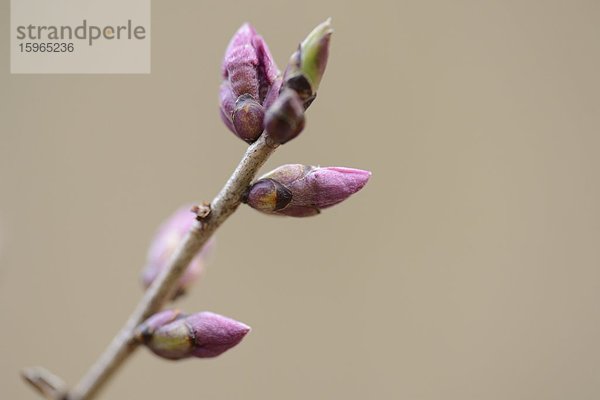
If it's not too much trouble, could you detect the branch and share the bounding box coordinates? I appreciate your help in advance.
[23,134,278,400]
[22,367,67,400]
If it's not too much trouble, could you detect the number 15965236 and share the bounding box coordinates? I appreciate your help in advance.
[19,42,74,52]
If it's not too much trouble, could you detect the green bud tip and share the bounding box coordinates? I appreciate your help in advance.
[300,18,333,90]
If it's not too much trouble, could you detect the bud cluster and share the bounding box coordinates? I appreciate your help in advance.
[220,19,333,145]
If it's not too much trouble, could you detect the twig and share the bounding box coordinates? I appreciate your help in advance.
[22,367,67,400]
[23,134,278,400]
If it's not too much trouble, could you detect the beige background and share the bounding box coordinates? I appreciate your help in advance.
[2,1,600,399]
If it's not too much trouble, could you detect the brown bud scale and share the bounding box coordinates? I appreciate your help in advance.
[284,74,316,109]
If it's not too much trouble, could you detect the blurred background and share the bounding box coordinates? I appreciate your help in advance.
[2,0,600,399]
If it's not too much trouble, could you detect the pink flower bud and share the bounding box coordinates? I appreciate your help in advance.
[264,88,305,145]
[136,310,251,360]
[220,23,280,143]
[243,164,371,217]
[141,205,215,298]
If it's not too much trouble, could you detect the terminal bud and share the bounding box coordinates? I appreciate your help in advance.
[220,23,281,143]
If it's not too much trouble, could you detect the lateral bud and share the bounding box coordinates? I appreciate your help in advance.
[243,164,371,217]
[136,310,251,360]
[141,205,216,299]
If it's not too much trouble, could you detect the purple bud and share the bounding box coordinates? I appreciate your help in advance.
[283,19,333,108]
[243,164,371,217]
[265,88,305,145]
[141,205,216,298]
[137,310,251,360]
[220,23,280,143]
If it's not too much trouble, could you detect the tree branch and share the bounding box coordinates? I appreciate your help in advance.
[23,134,278,400]
[22,367,67,400]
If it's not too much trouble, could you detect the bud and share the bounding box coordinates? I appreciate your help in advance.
[220,23,281,143]
[136,310,251,360]
[243,164,371,217]
[264,88,305,144]
[141,205,216,298]
[283,18,333,108]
